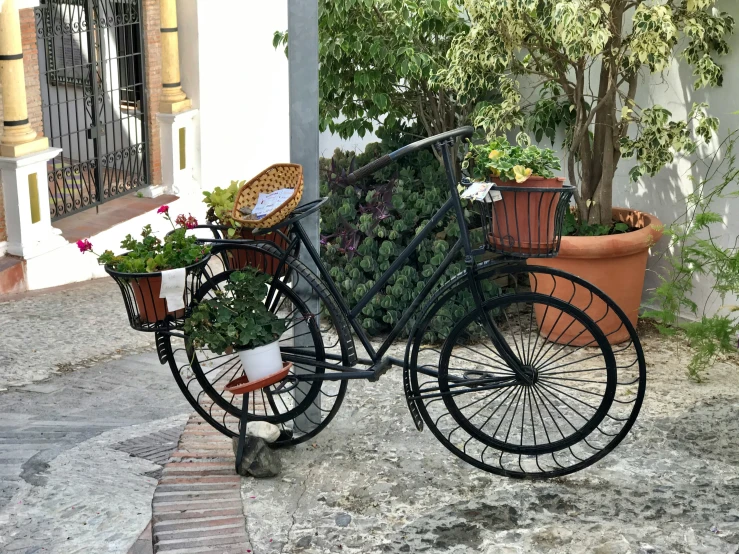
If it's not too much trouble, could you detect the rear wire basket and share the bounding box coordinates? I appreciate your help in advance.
[105,255,211,332]
[476,183,575,258]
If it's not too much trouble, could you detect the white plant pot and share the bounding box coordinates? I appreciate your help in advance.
[237,340,284,382]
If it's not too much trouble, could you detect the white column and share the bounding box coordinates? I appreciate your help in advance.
[0,0,48,157]
[0,147,66,258]
[144,109,198,197]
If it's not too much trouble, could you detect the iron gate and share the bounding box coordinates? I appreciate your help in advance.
[35,0,149,220]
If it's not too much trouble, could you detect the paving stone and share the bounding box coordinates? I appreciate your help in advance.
[239,334,739,554]
[0,278,154,389]
[0,351,190,553]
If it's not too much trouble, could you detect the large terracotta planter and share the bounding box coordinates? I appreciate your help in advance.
[531,208,663,345]
[489,177,565,256]
[227,228,289,275]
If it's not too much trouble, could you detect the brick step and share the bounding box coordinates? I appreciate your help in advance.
[152,507,243,523]
[153,516,245,532]
[0,256,26,297]
[152,412,249,553]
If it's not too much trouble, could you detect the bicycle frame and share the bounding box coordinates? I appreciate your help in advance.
[286,138,523,374]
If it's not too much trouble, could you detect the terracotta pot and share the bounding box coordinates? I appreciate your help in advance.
[530,208,663,345]
[130,275,185,323]
[227,228,289,275]
[489,177,565,256]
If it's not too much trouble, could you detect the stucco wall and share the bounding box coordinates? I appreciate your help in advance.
[176,0,290,192]
[586,1,739,317]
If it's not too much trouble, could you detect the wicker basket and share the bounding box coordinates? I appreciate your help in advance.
[231,164,304,228]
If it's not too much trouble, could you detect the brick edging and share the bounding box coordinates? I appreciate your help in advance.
[151,414,250,553]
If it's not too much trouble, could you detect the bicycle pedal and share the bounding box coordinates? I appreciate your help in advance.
[368,357,393,382]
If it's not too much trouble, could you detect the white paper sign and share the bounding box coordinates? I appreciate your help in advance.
[252,188,294,219]
[461,182,503,203]
[159,267,187,312]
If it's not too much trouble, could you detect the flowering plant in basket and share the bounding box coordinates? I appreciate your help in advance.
[78,206,207,273]
[463,136,561,183]
[78,206,210,326]
[184,268,288,385]
[462,135,566,256]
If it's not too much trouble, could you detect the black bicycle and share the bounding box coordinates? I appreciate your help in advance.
[158,127,646,479]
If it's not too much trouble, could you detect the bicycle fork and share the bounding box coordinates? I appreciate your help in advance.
[464,260,532,385]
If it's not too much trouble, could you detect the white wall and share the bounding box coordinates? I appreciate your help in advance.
[319,129,375,158]
[586,0,739,316]
[177,0,290,192]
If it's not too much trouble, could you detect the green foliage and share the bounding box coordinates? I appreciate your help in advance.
[440,0,733,226]
[274,0,482,142]
[463,135,561,182]
[184,269,288,355]
[320,126,494,340]
[98,224,210,274]
[562,211,629,237]
[644,130,739,381]
[202,182,244,238]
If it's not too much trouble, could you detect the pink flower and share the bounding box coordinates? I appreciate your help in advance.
[157,205,169,214]
[76,239,93,253]
[175,213,198,229]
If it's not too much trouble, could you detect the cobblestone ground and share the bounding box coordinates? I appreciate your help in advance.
[242,332,739,554]
[0,349,189,552]
[0,279,153,389]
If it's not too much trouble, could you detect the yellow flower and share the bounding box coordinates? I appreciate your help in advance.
[490,169,500,178]
[488,149,502,160]
[513,165,533,183]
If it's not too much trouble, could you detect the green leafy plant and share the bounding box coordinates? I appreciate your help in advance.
[274,0,487,160]
[320,126,496,340]
[440,0,732,227]
[644,130,739,381]
[79,207,209,273]
[562,211,630,238]
[202,182,243,237]
[184,269,288,355]
[463,135,561,183]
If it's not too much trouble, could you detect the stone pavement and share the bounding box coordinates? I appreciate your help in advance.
[241,335,739,554]
[0,278,153,389]
[0,351,190,553]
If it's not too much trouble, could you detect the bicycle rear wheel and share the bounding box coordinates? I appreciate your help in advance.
[406,263,646,479]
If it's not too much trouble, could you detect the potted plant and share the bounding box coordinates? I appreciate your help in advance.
[184,268,290,392]
[78,206,210,326]
[203,182,288,274]
[441,1,733,342]
[464,136,565,255]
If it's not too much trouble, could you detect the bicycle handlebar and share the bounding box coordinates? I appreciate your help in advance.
[347,126,474,184]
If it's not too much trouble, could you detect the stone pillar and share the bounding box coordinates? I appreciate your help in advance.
[289,0,321,432]
[143,108,198,197]
[0,0,47,157]
[158,0,191,114]
[0,147,65,258]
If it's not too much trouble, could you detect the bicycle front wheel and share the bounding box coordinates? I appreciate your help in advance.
[407,263,646,479]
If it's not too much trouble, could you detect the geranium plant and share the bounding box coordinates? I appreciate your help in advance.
[184,269,287,355]
[440,0,733,228]
[464,136,561,183]
[78,206,209,273]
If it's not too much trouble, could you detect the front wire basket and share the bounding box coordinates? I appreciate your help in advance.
[475,182,575,258]
[105,255,211,332]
